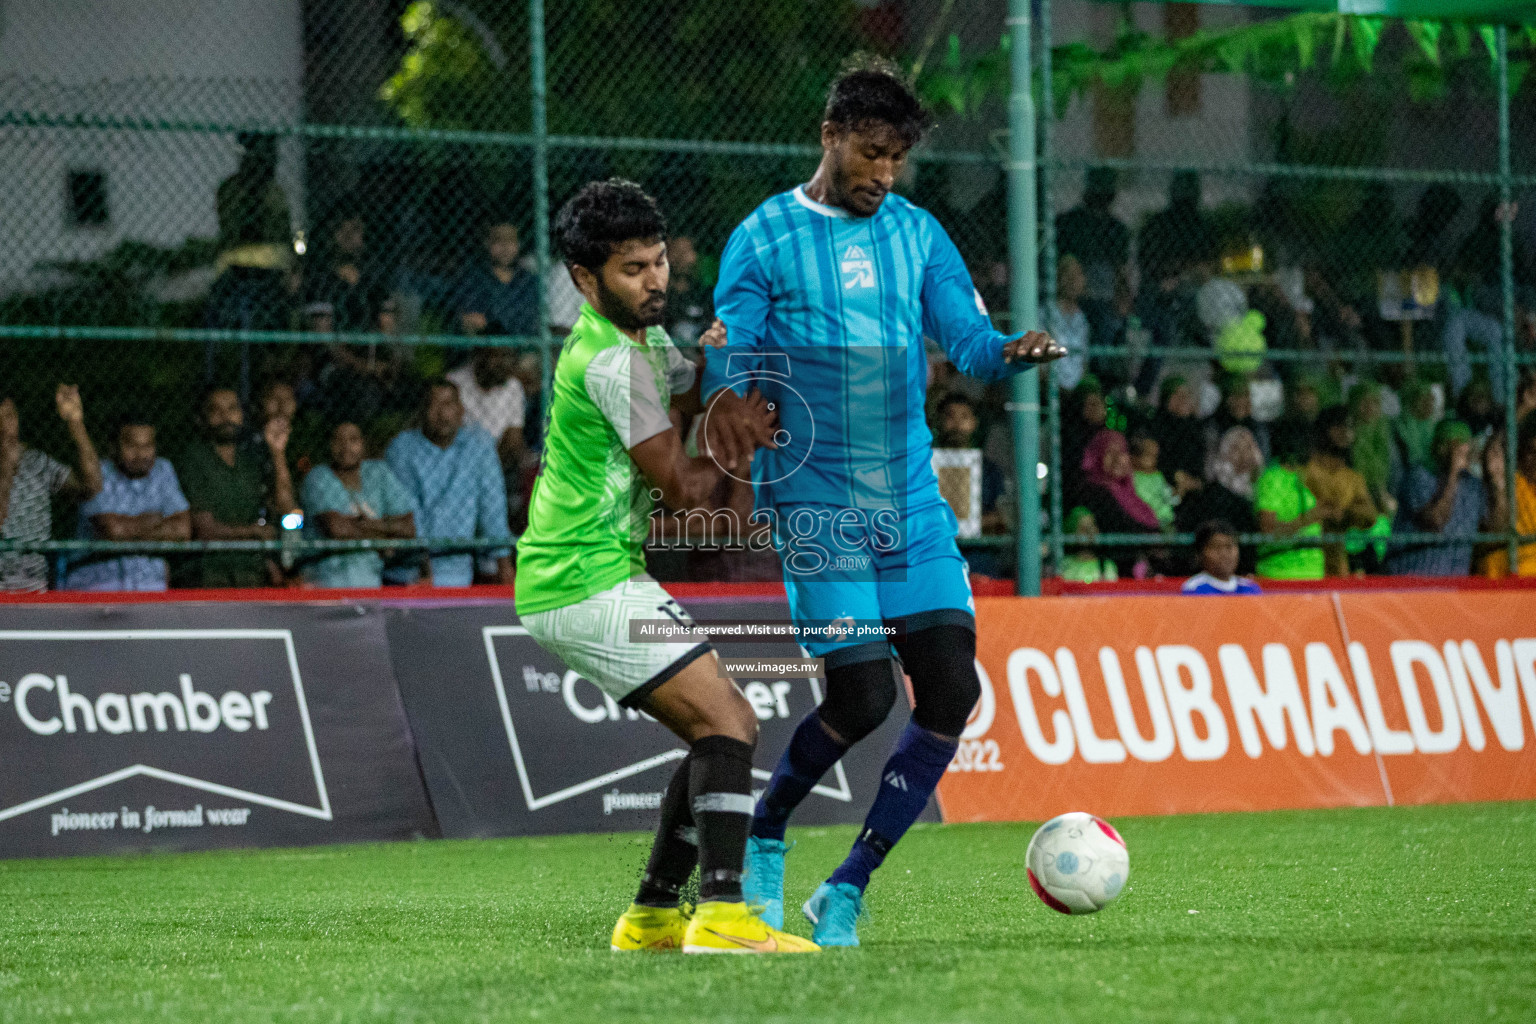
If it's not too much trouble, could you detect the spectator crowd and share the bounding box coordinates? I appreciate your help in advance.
[3,157,1536,593]
[926,169,1536,585]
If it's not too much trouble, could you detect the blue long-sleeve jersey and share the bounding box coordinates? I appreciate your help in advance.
[703,186,1025,512]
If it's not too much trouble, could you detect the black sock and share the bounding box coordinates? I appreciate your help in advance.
[689,734,756,904]
[635,755,696,908]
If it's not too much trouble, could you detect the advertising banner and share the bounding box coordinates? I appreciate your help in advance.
[939,593,1536,823]
[1333,591,1536,806]
[0,603,435,858]
[387,597,930,837]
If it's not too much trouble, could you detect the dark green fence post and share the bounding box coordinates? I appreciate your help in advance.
[1498,25,1518,572]
[530,0,554,404]
[1040,0,1063,576]
[1008,0,1042,596]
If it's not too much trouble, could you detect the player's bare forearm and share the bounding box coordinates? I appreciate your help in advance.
[629,429,722,511]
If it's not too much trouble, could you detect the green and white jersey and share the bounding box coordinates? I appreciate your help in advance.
[514,303,696,615]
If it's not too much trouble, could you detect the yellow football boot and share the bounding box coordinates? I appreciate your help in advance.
[681,900,821,954]
[609,902,689,952]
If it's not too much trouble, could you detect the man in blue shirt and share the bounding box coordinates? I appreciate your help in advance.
[702,58,1064,946]
[1387,419,1495,576]
[452,221,540,338]
[65,417,190,592]
[385,380,512,587]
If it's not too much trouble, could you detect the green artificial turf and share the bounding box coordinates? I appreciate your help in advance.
[1,802,1533,1023]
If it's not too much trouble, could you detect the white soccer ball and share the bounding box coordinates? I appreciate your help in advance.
[1026,811,1130,915]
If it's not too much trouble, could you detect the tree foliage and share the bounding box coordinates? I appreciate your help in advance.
[914,13,1536,122]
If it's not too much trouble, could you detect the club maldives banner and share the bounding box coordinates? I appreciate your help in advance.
[386,597,931,838]
[937,592,1536,823]
[0,603,436,858]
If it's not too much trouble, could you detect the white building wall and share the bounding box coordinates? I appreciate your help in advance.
[1049,0,1256,231]
[0,0,303,289]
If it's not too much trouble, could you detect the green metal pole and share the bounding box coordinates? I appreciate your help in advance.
[1008,0,1042,596]
[1040,0,1063,576]
[1498,26,1518,573]
[1007,0,1044,595]
[530,0,554,405]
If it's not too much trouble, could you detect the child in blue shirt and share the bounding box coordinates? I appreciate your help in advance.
[1182,519,1263,595]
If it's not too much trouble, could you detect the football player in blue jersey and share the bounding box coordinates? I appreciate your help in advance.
[700,56,1066,946]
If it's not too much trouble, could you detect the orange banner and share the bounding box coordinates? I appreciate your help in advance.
[937,592,1536,822]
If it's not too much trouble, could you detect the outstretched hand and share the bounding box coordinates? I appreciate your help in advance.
[702,386,779,473]
[699,318,729,349]
[55,384,85,425]
[1003,330,1068,364]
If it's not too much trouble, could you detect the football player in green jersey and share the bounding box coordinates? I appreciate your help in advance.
[516,179,816,954]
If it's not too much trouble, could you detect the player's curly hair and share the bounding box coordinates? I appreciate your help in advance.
[824,53,931,148]
[555,178,667,271]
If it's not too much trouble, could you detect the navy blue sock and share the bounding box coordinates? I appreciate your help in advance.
[829,723,957,892]
[751,713,848,841]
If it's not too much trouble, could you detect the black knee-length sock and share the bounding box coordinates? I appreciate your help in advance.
[634,754,696,907]
[689,734,756,903]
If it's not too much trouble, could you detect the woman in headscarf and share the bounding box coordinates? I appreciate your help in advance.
[1349,381,1399,514]
[1395,378,1440,472]
[1177,425,1262,572]
[1060,376,1109,499]
[1148,375,1206,497]
[1206,371,1271,473]
[1075,429,1162,573]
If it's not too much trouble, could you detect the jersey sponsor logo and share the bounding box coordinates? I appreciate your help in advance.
[841,245,875,291]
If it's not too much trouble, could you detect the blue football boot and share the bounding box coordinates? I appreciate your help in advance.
[802,881,865,948]
[742,836,789,929]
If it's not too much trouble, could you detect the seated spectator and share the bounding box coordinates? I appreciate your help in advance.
[385,379,512,587]
[663,236,714,346]
[64,416,189,592]
[0,385,103,592]
[1395,379,1440,471]
[1196,277,1266,375]
[513,350,547,450]
[301,422,417,588]
[1305,406,1381,576]
[257,379,326,479]
[1182,519,1262,595]
[1349,382,1399,515]
[1128,434,1176,529]
[315,308,405,426]
[178,387,294,588]
[933,394,1006,535]
[305,213,386,332]
[1047,254,1090,393]
[1059,507,1117,583]
[1457,374,1499,436]
[1255,424,1335,581]
[453,220,540,338]
[1060,376,1109,494]
[1482,417,1536,577]
[447,347,529,475]
[1206,372,1270,473]
[1177,426,1262,573]
[1281,374,1325,429]
[1075,429,1161,573]
[1387,419,1498,576]
[1149,375,1205,498]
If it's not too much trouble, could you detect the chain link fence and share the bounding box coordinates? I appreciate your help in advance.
[0,0,1532,591]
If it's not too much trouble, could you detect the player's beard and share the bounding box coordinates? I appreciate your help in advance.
[599,278,667,331]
